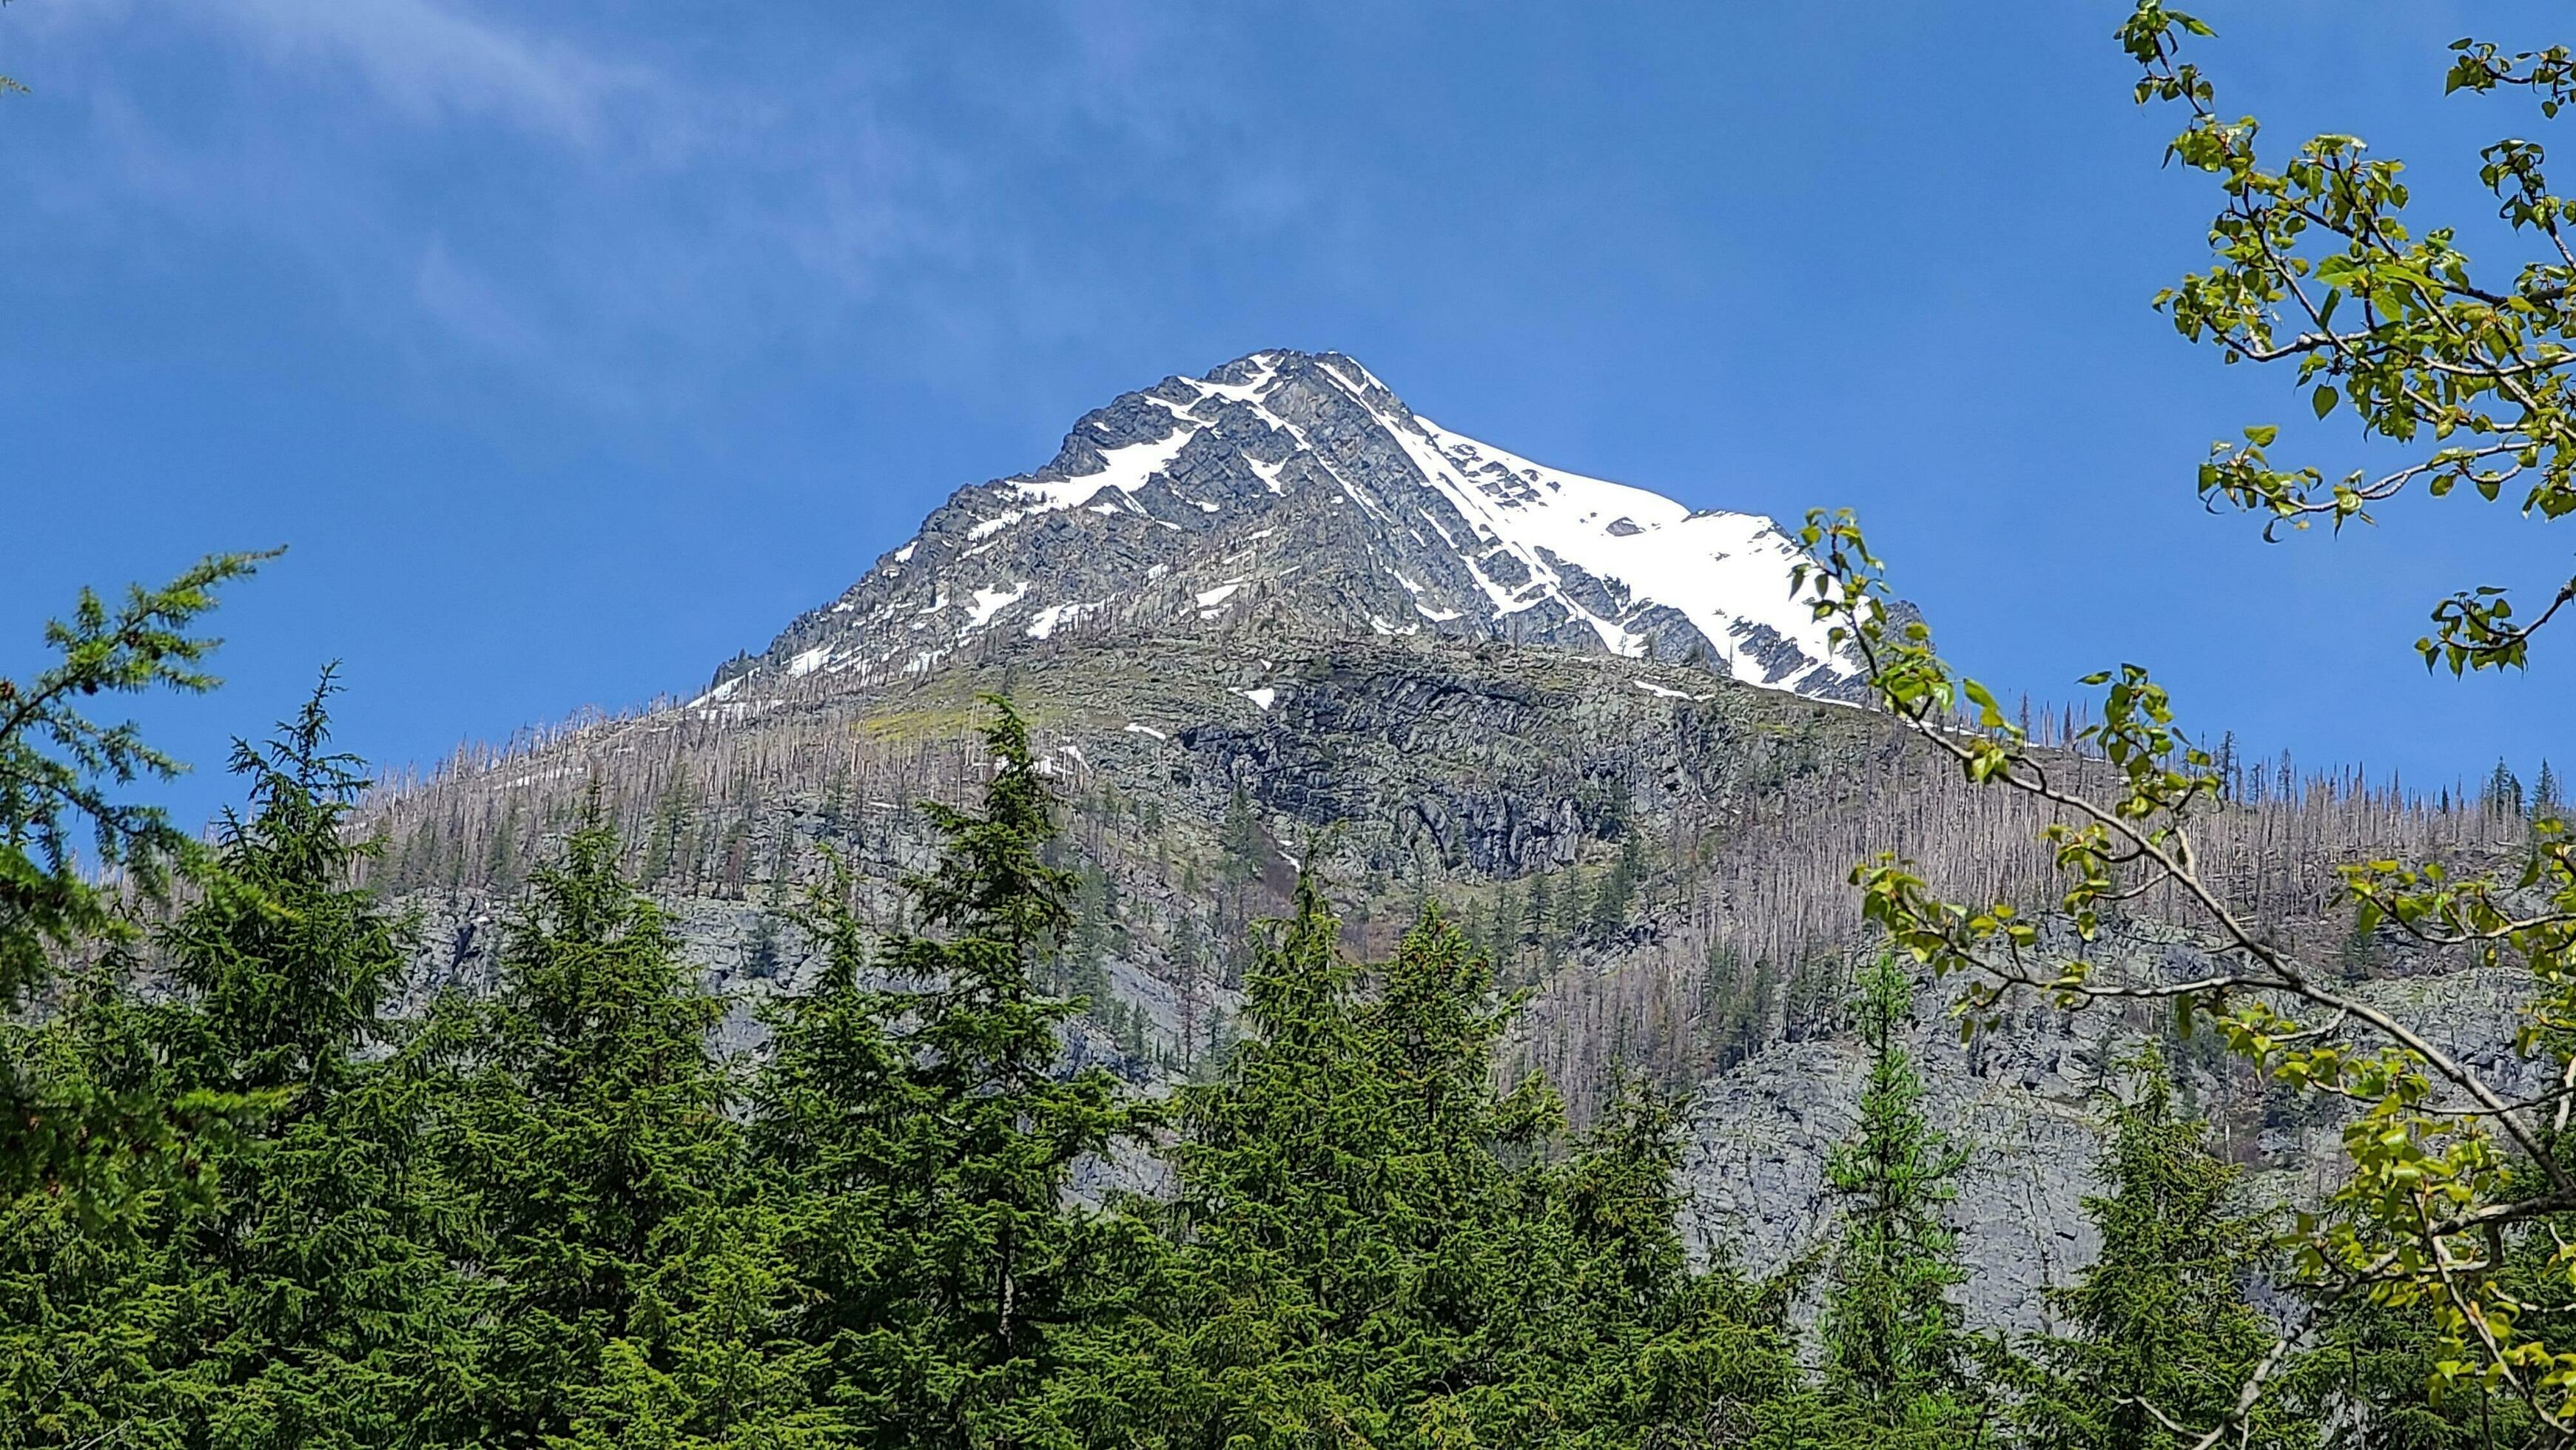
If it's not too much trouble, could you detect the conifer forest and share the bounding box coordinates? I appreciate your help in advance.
[13,5,2576,1449]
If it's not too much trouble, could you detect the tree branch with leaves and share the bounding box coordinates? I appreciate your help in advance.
[1782,8,2576,1434]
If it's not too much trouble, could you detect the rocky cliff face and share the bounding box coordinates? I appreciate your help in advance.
[707,350,1863,705]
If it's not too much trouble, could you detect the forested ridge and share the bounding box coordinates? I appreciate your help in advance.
[1,682,2429,1448]
[352,630,2535,1124]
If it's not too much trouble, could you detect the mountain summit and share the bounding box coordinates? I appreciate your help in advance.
[707,350,1860,703]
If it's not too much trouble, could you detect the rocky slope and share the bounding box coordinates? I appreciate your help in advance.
[705,349,1863,705]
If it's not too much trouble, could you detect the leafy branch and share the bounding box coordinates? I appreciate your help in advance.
[1797,500,2576,1435]
[2124,3,2576,676]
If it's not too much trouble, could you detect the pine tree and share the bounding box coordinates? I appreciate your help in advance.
[2016,1047,2311,1449]
[1551,866,1585,951]
[487,800,523,892]
[452,798,741,1448]
[1361,903,1567,1446]
[814,695,1149,1450]
[1550,1080,1811,1446]
[0,675,473,1446]
[0,971,226,1441]
[163,678,476,1446]
[553,1190,822,1450]
[1590,831,1644,936]
[1219,782,1261,886]
[1062,860,1114,1008]
[1128,880,1427,1445]
[1528,869,1556,968]
[1817,954,1980,1440]
[1118,885,1806,1449]
[0,553,266,1196]
[641,766,692,887]
[742,853,904,1446]
[1490,881,1521,982]
[2296,1292,2529,1449]
[1704,945,1775,1073]
[2484,758,2524,817]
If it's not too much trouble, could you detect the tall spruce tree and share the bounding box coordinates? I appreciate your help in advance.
[1120,880,1806,1450]
[1356,900,1564,1446]
[1547,1082,1811,1449]
[451,797,740,1448]
[158,678,474,1447]
[0,553,266,1198]
[808,695,1146,1450]
[0,675,471,1446]
[746,853,907,1445]
[2016,1047,2310,1449]
[1816,953,1981,1441]
[1136,869,1394,1446]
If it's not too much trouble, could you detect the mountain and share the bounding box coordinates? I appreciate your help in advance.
[703,349,1862,706]
[369,348,2515,1332]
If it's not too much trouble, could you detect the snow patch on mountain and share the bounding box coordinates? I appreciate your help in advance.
[1015,425,1199,515]
[1399,416,1849,691]
[722,349,1868,704]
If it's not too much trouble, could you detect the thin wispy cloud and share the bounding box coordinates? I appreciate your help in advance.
[195,0,642,145]
[7,2,1351,414]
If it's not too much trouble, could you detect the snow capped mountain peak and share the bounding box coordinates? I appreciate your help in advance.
[710,350,1863,704]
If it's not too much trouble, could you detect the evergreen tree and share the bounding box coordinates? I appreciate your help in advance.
[1528,870,1556,968]
[743,853,903,1446]
[160,678,476,1447]
[552,1192,822,1450]
[2296,1292,2529,1449]
[0,553,265,1195]
[487,800,523,892]
[1549,1082,1812,1447]
[1118,882,1805,1449]
[1061,860,1114,1008]
[1360,902,1565,1444]
[2015,1047,2310,1449]
[641,767,692,888]
[2483,758,2524,817]
[1124,882,1455,1446]
[1816,954,1980,1440]
[1703,947,1774,1074]
[783,696,1148,1450]
[0,675,471,1447]
[1590,832,1644,936]
[1550,866,1584,951]
[0,971,225,1443]
[451,799,742,1448]
[1219,783,1262,886]
[1490,881,1521,981]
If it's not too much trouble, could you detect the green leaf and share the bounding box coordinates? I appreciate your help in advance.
[2313,385,2338,418]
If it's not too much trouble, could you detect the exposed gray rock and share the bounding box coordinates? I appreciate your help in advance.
[716,350,1870,708]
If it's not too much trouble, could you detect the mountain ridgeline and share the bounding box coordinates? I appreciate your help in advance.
[366,350,2529,1330]
[708,349,1864,704]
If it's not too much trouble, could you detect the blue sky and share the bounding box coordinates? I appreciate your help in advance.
[3,1,2567,826]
